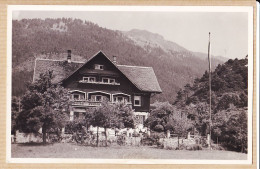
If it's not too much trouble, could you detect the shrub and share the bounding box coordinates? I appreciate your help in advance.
[117,135,126,146]
[132,130,140,137]
[65,120,85,134]
[165,146,175,150]
[49,133,62,143]
[150,132,165,139]
[141,137,156,146]
[178,143,186,150]
[154,125,164,132]
[211,143,226,150]
[141,132,165,146]
[186,144,202,151]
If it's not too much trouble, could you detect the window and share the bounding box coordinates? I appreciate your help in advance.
[96,95,102,101]
[82,76,96,82]
[124,97,129,102]
[113,95,130,103]
[81,95,85,100]
[89,77,95,82]
[83,77,89,82]
[102,77,115,84]
[102,78,109,83]
[117,97,123,102]
[109,79,115,83]
[72,94,85,100]
[74,112,79,118]
[70,90,86,101]
[91,95,104,102]
[94,64,104,70]
[134,96,141,106]
[73,94,80,100]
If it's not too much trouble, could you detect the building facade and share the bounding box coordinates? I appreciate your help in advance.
[33,50,162,127]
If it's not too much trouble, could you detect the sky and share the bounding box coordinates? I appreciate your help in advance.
[13,10,249,59]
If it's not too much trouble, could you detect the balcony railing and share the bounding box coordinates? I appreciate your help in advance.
[71,100,102,107]
[79,80,120,85]
[71,100,132,107]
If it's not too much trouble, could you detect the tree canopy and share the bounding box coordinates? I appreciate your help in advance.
[145,102,192,136]
[173,57,248,152]
[16,70,70,143]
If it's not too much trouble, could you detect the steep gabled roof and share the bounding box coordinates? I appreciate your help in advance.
[117,65,162,93]
[33,51,162,93]
[60,51,110,83]
[33,59,84,84]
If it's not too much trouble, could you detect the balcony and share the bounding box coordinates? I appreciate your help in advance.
[71,100,132,107]
[79,80,120,86]
[71,100,102,107]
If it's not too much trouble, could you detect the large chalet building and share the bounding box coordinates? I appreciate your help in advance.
[33,50,162,127]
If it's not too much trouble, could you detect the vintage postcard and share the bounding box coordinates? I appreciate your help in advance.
[2,3,256,167]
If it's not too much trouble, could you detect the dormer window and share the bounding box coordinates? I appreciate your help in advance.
[82,76,96,82]
[102,78,109,83]
[102,77,116,84]
[94,64,104,70]
[83,77,88,81]
[109,79,115,83]
[79,76,120,85]
[89,77,96,82]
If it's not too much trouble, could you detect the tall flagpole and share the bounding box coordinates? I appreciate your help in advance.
[208,32,212,150]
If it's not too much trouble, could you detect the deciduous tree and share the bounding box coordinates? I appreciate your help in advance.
[16,70,70,143]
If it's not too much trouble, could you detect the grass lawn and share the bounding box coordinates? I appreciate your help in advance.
[11,143,247,160]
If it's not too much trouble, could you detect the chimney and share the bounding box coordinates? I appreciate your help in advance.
[113,56,117,64]
[67,50,71,63]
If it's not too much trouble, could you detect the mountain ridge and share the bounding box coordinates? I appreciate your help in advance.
[123,29,228,61]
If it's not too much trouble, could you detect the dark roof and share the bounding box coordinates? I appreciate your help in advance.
[117,65,162,93]
[33,59,84,84]
[33,51,162,93]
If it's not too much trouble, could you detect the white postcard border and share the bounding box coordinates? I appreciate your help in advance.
[6,5,254,165]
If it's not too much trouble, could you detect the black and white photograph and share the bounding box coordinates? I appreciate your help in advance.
[7,5,253,164]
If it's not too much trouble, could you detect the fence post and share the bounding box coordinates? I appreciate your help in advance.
[187,132,191,139]
[15,130,19,143]
[178,135,179,149]
[207,134,210,147]
[38,127,42,134]
[147,129,150,137]
[166,130,170,138]
[62,127,65,135]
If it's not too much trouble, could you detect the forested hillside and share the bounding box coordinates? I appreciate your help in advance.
[12,18,224,102]
[173,57,248,152]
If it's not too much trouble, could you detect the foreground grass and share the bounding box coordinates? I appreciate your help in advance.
[12,143,247,160]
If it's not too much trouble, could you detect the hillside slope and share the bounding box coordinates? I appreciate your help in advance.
[12,18,224,102]
[173,57,248,152]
